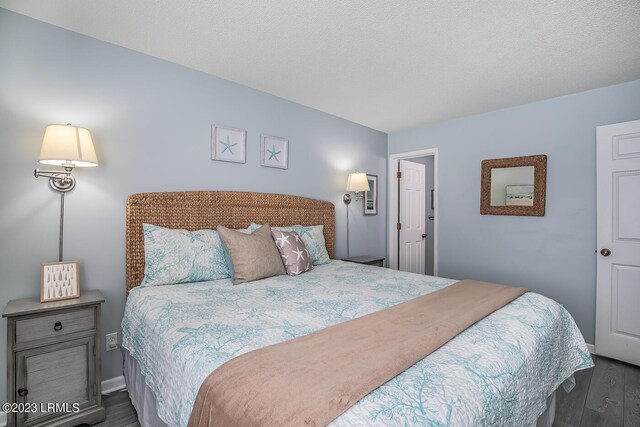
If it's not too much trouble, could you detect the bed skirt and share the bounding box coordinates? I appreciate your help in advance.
[122,348,556,427]
[123,348,169,427]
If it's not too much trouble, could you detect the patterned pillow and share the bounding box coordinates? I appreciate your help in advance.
[141,224,231,287]
[272,230,313,276]
[249,223,331,266]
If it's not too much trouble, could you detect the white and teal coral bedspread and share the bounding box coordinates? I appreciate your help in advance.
[121,260,593,427]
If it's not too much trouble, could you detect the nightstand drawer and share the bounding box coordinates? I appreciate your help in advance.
[15,307,96,345]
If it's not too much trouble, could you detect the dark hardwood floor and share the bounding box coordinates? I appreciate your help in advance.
[554,356,640,427]
[94,390,139,427]
[94,355,640,427]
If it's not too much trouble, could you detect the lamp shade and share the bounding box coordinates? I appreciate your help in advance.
[346,172,370,192]
[39,124,98,167]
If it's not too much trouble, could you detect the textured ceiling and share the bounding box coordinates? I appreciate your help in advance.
[1,1,639,132]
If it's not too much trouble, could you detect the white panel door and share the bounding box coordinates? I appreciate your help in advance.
[399,160,426,274]
[596,119,640,366]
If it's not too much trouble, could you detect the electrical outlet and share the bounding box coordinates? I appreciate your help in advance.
[106,332,118,351]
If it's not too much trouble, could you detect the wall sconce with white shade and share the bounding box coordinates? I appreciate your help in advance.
[343,172,370,204]
[343,172,370,257]
[34,124,98,261]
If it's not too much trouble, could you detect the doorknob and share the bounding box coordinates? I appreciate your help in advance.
[600,248,611,257]
[421,234,427,239]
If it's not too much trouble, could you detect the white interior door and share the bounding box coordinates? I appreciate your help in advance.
[596,119,640,366]
[399,160,426,274]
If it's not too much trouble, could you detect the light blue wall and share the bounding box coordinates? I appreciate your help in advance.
[389,79,640,344]
[0,8,387,402]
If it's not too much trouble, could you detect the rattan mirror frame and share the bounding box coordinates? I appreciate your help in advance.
[480,155,547,216]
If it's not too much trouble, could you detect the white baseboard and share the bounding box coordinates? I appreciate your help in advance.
[586,343,595,354]
[102,375,126,394]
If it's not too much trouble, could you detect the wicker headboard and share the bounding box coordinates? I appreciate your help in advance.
[126,191,335,293]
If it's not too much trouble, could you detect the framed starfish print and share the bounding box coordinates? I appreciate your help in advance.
[260,134,289,169]
[211,124,246,163]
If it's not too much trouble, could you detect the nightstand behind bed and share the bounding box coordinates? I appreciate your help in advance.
[3,290,106,427]
[341,256,385,267]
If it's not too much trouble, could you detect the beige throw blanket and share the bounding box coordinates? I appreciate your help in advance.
[188,280,527,427]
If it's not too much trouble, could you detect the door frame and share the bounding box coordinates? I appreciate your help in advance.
[388,148,439,274]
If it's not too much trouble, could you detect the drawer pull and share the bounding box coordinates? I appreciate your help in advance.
[53,321,63,331]
[17,388,28,397]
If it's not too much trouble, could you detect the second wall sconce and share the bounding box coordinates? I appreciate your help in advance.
[343,172,370,204]
[343,172,370,257]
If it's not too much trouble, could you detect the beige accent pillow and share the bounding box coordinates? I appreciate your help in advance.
[217,224,286,285]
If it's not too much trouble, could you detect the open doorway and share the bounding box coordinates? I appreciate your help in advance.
[388,149,438,275]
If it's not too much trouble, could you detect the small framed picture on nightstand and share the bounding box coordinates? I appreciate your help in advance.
[41,261,80,302]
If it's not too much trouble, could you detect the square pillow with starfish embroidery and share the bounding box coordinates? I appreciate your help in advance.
[250,223,331,266]
[271,230,313,276]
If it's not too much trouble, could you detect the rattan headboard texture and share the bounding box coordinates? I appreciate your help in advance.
[126,191,335,293]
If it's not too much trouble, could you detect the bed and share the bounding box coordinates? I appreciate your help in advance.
[121,191,593,427]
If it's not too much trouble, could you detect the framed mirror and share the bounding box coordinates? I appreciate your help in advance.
[480,155,547,216]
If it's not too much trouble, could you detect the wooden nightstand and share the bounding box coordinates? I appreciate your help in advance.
[341,256,385,267]
[3,290,106,427]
